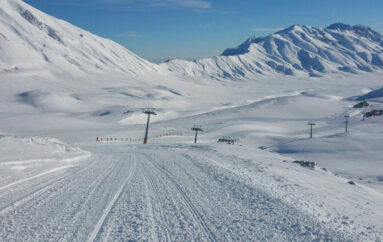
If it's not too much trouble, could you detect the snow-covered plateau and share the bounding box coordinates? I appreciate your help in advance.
[0,0,383,240]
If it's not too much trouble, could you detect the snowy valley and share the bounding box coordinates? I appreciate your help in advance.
[0,0,383,240]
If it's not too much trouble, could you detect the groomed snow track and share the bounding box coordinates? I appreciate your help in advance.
[0,144,360,241]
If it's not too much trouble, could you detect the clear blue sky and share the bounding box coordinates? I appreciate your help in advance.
[24,0,383,61]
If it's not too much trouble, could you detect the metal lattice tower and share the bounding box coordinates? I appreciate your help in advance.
[191,125,203,144]
[143,108,157,144]
[307,123,315,139]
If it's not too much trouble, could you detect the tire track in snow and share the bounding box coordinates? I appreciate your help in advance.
[145,155,217,242]
[0,165,75,192]
[140,161,173,241]
[87,153,137,242]
[0,159,97,214]
[56,159,119,240]
[14,159,117,239]
[0,154,129,241]
[0,152,91,191]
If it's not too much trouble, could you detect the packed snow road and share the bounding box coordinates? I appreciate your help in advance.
[0,144,362,241]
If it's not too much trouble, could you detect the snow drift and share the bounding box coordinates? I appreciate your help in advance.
[0,134,89,164]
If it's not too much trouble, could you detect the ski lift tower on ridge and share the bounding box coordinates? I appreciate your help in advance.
[307,122,315,139]
[143,108,157,144]
[191,125,203,144]
[344,115,350,133]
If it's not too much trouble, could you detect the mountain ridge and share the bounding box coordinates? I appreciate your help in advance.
[0,0,165,77]
[162,23,383,79]
[1,0,383,80]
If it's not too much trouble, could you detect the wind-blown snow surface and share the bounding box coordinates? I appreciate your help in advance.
[163,23,383,79]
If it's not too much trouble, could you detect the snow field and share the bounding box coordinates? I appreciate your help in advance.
[0,0,383,239]
[2,144,379,240]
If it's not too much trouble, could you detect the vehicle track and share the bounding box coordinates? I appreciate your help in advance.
[0,145,364,241]
[0,159,97,215]
[87,153,137,242]
[145,155,217,242]
[46,158,119,241]
[140,161,173,241]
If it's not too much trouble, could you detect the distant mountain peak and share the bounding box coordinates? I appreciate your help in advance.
[326,23,383,43]
[326,23,352,31]
[221,24,312,57]
[221,36,261,56]
[164,23,383,79]
[276,24,307,34]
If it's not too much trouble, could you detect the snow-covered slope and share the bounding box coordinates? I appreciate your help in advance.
[163,23,383,79]
[0,0,163,76]
[2,0,383,81]
[0,0,204,116]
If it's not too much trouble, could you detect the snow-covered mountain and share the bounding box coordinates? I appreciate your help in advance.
[162,23,383,79]
[2,0,382,81]
[0,0,163,77]
[0,0,189,115]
